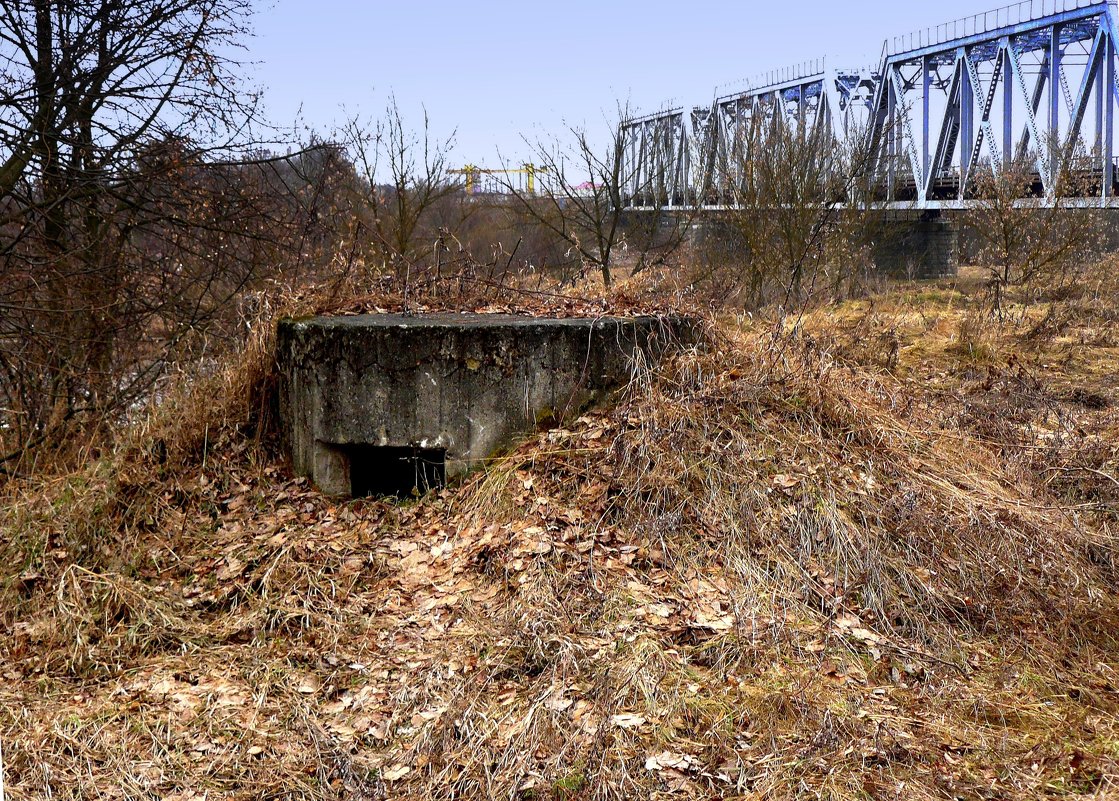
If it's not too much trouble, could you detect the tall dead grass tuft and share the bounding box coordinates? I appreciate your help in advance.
[952,305,1000,363]
[48,565,207,674]
[608,325,1115,645]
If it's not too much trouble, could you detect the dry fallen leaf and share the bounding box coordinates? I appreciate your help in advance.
[645,751,700,772]
[296,676,321,695]
[850,626,880,644]
[611,713,647,729]
[215,556,245,581]
[545,690,574,712]
[773,474,800,490]
[382,764,411,782]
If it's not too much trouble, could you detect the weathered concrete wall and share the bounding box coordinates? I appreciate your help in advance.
[277,314,699,497]
[648,211,960,281]
[873,217,959,279]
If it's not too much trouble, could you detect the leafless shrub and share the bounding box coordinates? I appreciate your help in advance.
[339,99,463,281]
[962,158,1104,311]
[498,104,691,288]
[688,113,887,310]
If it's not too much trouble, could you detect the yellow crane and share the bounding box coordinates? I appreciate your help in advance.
[448,164,548,196]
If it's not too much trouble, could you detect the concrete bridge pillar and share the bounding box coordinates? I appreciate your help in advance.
[872,211,959,280]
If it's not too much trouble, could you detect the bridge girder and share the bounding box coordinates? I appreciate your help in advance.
[622,0,1119,211]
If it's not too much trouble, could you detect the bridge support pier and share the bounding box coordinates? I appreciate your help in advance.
[872,212,959,280]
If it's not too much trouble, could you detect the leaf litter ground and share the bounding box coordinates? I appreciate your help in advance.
[2,301,1119,800]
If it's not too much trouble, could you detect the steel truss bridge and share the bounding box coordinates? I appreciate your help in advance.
[622,0,1119,210]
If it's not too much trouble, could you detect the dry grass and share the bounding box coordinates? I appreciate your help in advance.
[1,266,1118,799]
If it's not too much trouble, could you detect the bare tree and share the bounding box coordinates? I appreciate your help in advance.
[692,107,886,309]
[498,106,688,289]
[339,99,462,280]
[0,0,347,465]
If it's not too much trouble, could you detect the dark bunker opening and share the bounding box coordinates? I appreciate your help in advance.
[347,446,447,499]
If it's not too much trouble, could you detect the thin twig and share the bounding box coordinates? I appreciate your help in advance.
[1047,466,1119,492]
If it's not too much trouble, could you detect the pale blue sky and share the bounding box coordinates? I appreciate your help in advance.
[247,0,999,164]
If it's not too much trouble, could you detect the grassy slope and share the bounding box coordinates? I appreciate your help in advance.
[2,272,1119,801]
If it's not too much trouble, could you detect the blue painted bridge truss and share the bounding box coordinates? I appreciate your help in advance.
[622,0,1119,210]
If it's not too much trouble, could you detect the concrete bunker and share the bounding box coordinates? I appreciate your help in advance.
[277,313,699,498]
